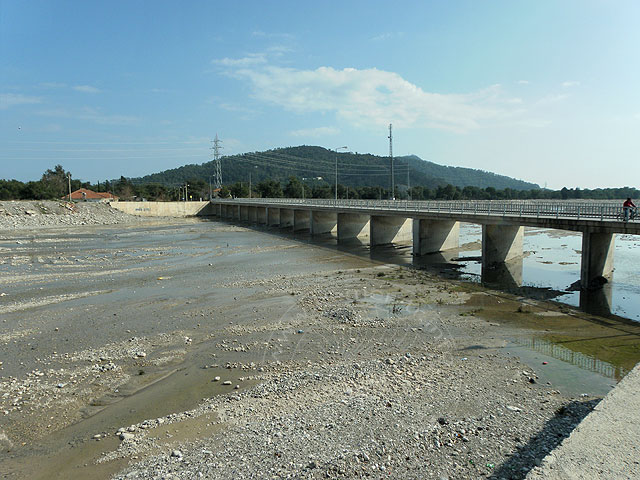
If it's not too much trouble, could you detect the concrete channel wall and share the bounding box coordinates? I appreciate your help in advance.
[110,201,215,217]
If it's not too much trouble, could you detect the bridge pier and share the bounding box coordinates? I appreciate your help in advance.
[370,216,412,245]
[280,209,293,228]
[248,206,258,223]
[580,231,615,288]
[256,207,267,225]
[311,211,337,235]
[412,219,459,256]
[232,205,241,220]
[482,224,524,268]
[337,213,370,242]
[240,205,249,221]
[267,207,280,226]
[294,210,311,232]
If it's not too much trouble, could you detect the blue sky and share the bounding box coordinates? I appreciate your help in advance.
[1,0,639,189]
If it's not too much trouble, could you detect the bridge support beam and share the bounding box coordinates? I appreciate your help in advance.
[280,209,293,228]
[240,205,249,221]
[267,207,280,226]
[248,206,258,223]
[412,219,460,256]
[580,231,615,288]
[482,224,524,268]
[337,213,370,241]
[294,210,311,232]
[256,207,267,225]
[370,216,412,245]
[311,211,337,235]
[233,205,241,220]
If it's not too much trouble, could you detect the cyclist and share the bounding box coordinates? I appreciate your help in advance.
[623,197,637,221]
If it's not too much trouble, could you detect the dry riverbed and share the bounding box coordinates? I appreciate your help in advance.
[1,204,632,479]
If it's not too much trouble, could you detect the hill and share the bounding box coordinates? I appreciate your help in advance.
[131,146,539,191]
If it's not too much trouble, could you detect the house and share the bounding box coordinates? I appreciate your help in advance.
[64,188,119,202]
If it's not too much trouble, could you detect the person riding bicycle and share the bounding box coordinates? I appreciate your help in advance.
[623,197,637,221]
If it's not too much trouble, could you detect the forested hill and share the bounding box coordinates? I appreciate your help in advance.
[131,145,539,190]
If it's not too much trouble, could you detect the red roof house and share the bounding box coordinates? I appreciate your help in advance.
[64,188,119,202]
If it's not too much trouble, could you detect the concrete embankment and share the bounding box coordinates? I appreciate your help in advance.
[528,363,640,479]
[109,201,215,217]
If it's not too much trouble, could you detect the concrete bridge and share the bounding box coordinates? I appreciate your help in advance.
[211,198,640,289]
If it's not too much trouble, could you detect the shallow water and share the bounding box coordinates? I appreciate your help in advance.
[454,224,640,321]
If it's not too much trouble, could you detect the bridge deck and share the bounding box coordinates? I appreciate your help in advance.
[213,199,640,234]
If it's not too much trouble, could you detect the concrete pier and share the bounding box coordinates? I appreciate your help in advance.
[293,210,311,232]
[257,207,267,225]
[370,216,412,245]
[310,211,337,235]
[248,206,258,223]
[580,231,615,288]
[337,213,370,242]
[267,207,280,226]
[240,205,249,221]
[280,209,293,228]
[413,219,460,256]
[482,224,524,268]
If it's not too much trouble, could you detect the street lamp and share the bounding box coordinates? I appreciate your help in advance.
[249,165,257,198]
[334,146,348,202]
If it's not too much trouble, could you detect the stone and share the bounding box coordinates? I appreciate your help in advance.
[222,380,232,385]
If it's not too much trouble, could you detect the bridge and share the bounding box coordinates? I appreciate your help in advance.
[211,198,640,289]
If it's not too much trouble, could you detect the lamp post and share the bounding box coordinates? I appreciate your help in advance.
[334,146,348,203]
[248,166,257,198]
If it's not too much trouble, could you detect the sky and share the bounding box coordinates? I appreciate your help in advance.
[1,0,639,189]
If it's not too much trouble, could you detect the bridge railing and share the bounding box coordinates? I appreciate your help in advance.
[213,198,630,221]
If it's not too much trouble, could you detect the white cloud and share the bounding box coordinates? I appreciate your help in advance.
[222,62,521,132]
[213,54,267,67]
[289,126,340,137]
[73,85,101,93]
[0,93,42,109]
[370,32,404,41]
[562,81,580,88]
[517,80,530,85]
[37,106,139,125]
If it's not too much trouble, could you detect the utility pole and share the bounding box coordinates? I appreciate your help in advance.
[334,146,348,203]
[185,183,189,202]
[407,165,410,201]
[211,134,223,189]
[68,173,72,202]
[388,123,394,200]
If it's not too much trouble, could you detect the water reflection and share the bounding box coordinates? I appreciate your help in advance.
[515,336,627,381]
[580,285,613,317]
[482,259,523,288]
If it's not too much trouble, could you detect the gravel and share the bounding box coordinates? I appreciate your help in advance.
[0,200,155,230]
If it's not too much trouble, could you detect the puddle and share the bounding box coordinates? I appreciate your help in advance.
[463,291,640,396]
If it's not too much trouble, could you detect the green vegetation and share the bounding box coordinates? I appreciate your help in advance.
[2,146,639,202]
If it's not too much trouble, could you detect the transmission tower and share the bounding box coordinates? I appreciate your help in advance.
[388,123,394,200]
[210,134,223,189]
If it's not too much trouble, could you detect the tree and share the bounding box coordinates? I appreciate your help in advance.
[230,182,249,198]
[256,179,283,198]
[41,165,70,198]
[284,176,304,198]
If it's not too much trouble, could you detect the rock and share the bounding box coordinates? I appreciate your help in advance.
[119,432,135,441]
[222,380,232,385]
[213,376,221,382]
[171,450,183,458]
[136,352,146,358]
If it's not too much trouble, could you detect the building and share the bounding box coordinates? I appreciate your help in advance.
[64,188,119,202]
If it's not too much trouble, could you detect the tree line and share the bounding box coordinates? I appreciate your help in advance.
[2,166,638,202]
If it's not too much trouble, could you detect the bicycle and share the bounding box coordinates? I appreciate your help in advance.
[616,206,638,222]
